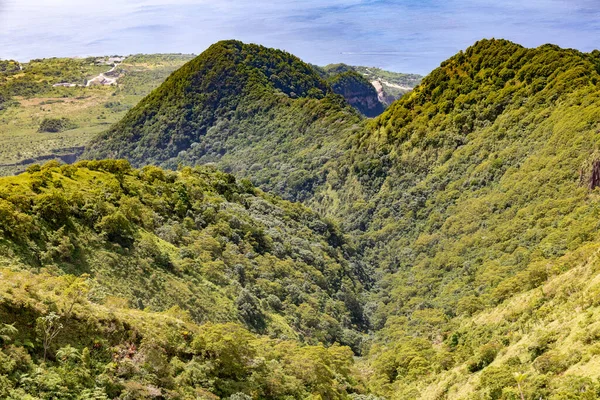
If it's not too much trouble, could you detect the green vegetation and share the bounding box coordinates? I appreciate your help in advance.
[83,39,600,398]
[308,39,600,398]
[314,63,422,106]
[83,40,364,202]
[0,54,195,175]
[0,160,369,398]
[326,71,384,117]
[6,38,600,398]
[0,60,21,75]
[0,51,406,177]
[38,117,77,133]
[0,269,360,399]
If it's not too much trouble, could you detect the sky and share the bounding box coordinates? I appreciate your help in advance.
[0,0,599,75]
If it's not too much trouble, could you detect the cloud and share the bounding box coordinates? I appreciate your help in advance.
[0,0,599,74]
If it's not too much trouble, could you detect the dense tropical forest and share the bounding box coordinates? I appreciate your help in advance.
[0,160,369,399]
[3,38,600,399]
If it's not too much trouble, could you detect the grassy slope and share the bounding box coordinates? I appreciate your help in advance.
[0,54,194,175]
[312,40,600,398]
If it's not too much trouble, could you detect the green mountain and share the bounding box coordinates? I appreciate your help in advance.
[0,53,409,177]
[325,69,384,117]
[83,40,364,202]
[312,39,600,397]
[5,38,600,399]
[0,160,367,398]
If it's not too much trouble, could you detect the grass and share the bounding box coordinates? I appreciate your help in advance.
[0,54,194,175]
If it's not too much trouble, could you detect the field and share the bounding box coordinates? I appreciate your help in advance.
[0,54,195,175]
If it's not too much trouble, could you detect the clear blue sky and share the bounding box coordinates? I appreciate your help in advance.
[0,0,599,75]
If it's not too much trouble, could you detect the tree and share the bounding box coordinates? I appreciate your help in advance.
[514,372,527,400]
[95,211,135,247]
[34,191,70,226]
[36,312,63,361]
[236,289,266,332]
[62,275,90,318]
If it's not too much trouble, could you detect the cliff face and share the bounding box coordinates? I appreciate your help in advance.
[313,63,422,115]
[328,70,385,117]
[370,79,397,104]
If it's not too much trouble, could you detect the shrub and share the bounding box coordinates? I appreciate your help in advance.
[38,117,77,133]
[236,289,266,332]
[0,199,34,239]
[528,331,558,361]
[96,211,135,247]
[478,366,515,400]
[468,342,501,373]
[533,351,569,374]
[33,190,70,226]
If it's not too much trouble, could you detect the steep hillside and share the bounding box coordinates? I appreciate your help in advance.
[84,41,363,202]
[354,65,422,105]
[0,271,360,399]
[0,160,369,344]
[6,39,600,399]
[0,159,375,397]
[327,70,384,117]
[311,39,600,397]
[315,63,422,106]
[0,54,414,177]
[311,64,385,117]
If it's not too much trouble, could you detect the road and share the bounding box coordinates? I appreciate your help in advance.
[86,60,123,87]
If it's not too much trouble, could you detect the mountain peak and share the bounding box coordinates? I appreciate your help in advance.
[374,39,599,142]
[84,40,337,167]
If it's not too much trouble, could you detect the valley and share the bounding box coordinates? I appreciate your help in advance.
[2,38,600,399]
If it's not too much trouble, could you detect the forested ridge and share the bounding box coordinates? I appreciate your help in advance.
[0,160,369,399]
[312,39,600,397]
[4,38,600,399]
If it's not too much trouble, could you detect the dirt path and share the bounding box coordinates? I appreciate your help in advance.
[52,59,125,88]
[86,61,122,87]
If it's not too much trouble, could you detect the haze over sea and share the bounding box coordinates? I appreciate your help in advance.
[1,0,599,75]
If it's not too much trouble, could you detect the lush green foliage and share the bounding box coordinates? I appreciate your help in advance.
[8,39,600,399]
[83,41,359,180]
[0,160,369,344]
[38,117,77,133]
[83,39,600,398]
[0,160,373,397]
[306,39,600,398]
[0,268,362,399]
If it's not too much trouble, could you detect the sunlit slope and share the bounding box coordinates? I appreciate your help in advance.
[317,39,600,398]
[0,160,368,346]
